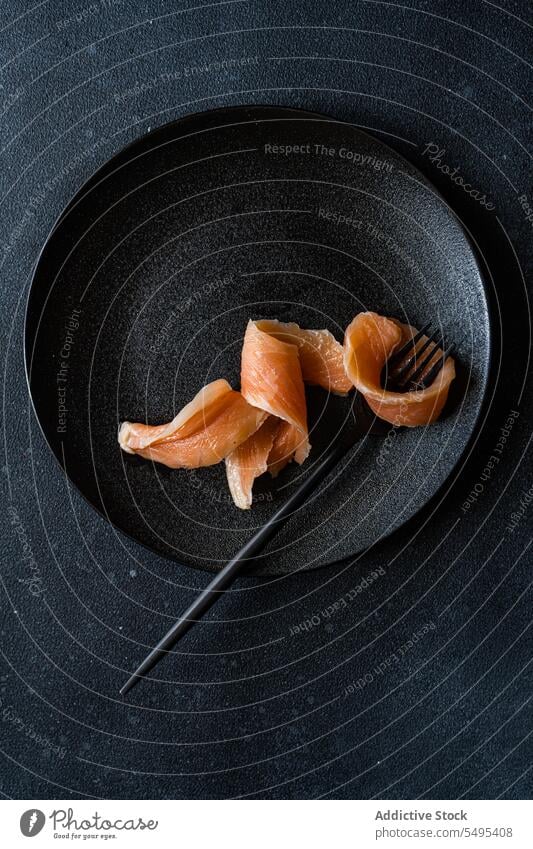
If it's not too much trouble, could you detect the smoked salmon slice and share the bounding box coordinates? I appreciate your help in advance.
[240,320,308,437]
[240,320,310,466]
[119,312,456,510]
[118,378,267,468]
[225,416,309,509]
[252,319,352,395]
[224,319,337,507]
[267,419,306,478]
[343,312,455,427]
[225,417,280,509]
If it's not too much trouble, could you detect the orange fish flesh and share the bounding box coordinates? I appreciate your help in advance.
[118,378,266,468]
[225,417,280,509]
[343,312,455,427]
[252,319,352,395]
[119,313,456,509]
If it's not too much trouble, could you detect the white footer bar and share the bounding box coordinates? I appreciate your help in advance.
[3,799,531,848]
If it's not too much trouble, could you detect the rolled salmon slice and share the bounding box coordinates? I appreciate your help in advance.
[225,417,280,509]
[225,414,310,508]
[241,320,310,466]
[267,419,307,477]
[118,378,267,468]
[253,319,352,395]
[344,312,455,427]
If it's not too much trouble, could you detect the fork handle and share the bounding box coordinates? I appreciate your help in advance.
[120,438,350,695]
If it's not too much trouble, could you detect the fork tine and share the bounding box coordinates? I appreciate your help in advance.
[387,321,432,369]
[416,343,454,389]
[398,337,442,388]
[390,326,441,386]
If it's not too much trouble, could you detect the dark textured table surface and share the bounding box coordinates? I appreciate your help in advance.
[0,0,531,800]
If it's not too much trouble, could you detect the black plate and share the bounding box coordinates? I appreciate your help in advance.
[25,105,490,575]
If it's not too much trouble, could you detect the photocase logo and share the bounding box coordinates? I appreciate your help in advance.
[20,809,45,837]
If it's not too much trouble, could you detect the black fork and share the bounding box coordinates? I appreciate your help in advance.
[383,321,453,393]
[120,326,454,696]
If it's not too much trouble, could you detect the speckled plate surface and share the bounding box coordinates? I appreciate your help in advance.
[25,105,491,575]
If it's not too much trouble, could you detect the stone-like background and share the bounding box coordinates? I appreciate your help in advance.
[0,0,531,799]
